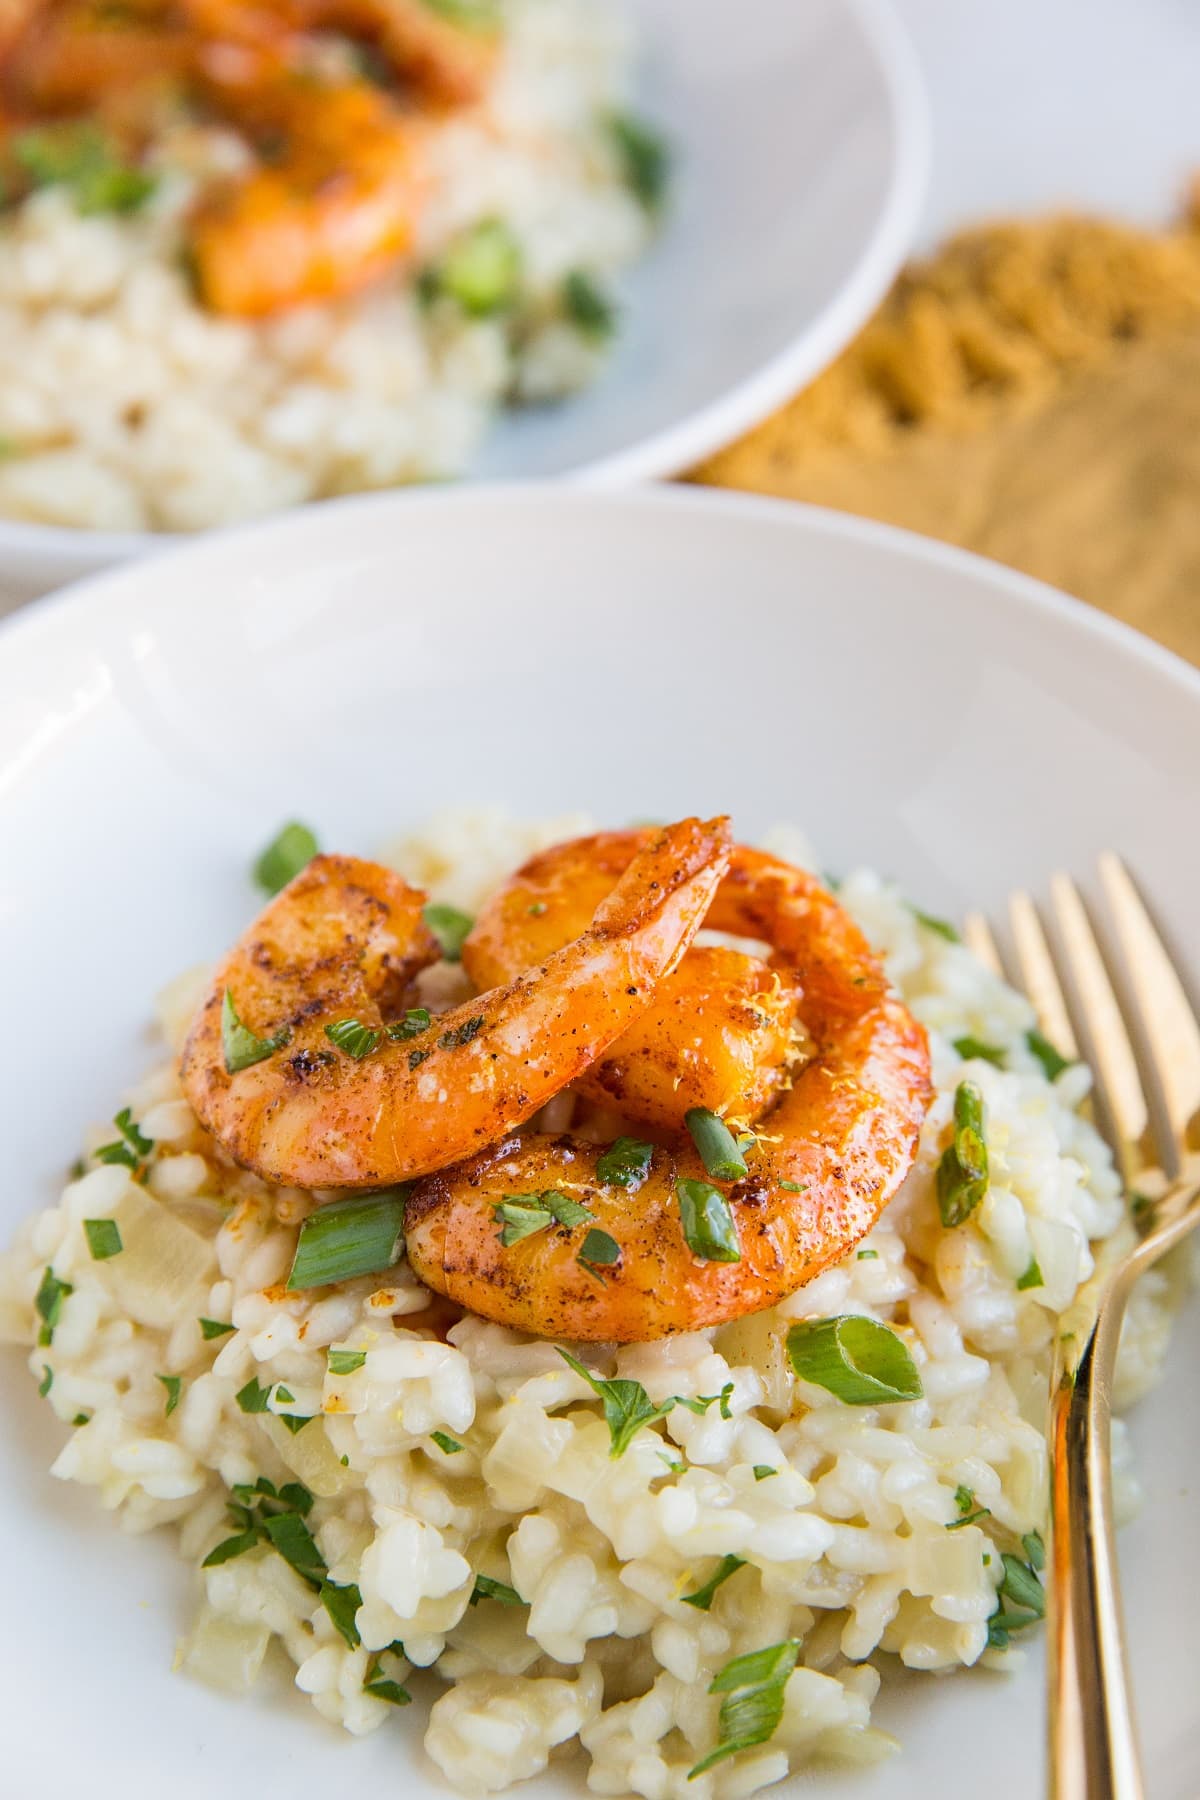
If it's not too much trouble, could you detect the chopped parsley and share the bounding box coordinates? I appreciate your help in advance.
[557,1347,677,1458]
[327,1349,367,1376]
[986,1547,1046,1648]
[430,1431,464,1455]
[471,1573,524,1606]
[578,1227,621,1279]
[778,1180,804,1194]
[562,268,617,339]
[752,1465,777,1481]
[596,1136,655,1190]
[12,124,157,215]
[438,1014,485,1051]
[83,1217,123,1260]
[423,901,474,961]
[363,1655,412,1706]
[234,1376,273,1414]
[202,1477,318,1574]
[386,1008,431,1041]
[38,1365,53,1398]
[681,1555,746,1611]
[199,1317,235,1340]
[1026,1027,1072,1080]
[221,989,291,1074]
[253,821,318,895]
[324,1018,381,1059]
[953,1036,1006,1067]
[608,111,670,211]
[321,1579,362,1649]
[909,904,961,943]
[494,1190,595,1247]
[157,1373,182,1416]
[1016,1256,1044,1291]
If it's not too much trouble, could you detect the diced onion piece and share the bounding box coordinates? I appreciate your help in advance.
[105,1181,216,1328]
[263,1416,358,1499]
[714,1312,792,1420]
[178,1604,270,1692]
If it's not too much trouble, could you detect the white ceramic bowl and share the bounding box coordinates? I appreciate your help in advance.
[0,0,927,607]
[1,486,1197,1800]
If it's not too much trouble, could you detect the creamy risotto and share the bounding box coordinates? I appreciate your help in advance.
[0,812,1181,1796]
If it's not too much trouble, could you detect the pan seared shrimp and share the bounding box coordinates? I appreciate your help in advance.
[186,76,423,315]
[463,829,803,1132]
[179,818,732,1189]
[404,846,933,1340]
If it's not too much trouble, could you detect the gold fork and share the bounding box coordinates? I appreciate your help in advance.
[964,854,1200,1800]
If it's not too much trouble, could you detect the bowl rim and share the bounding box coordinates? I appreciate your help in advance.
[0,0,929,574]
[2,480,1197,721]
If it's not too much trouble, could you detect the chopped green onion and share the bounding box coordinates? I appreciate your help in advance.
[1023,1530,1046,1572]
[937,1081,989,1227]
[386,1008,430,1040]
[910,904,961,943]
[222,989,291,1074]
[608,111,670,211]
[199,1318,235,1340]
[286,1190,407,1289]
[857,1248,879,1261]
[84,1218,123,1260]
[157,1373,182,1416]
[953,1484,977,1515]
[562,268,616,339]
[557,1347,675,1458]
[431,217,522,315]
[685,1108,748,1182]
[470,1573,523,1606]
[1016,1256,1044,1291]
[431,1431,463,1455]
[687,1640,799,1778]
[422,902,474,960]
[94,1109,153,1169]
[235,1376,272,1414]
[752,1465,777,1481]
[953,1036,1006,1067]
[596,1136,654,1190]
[946,1507,990,1530]
[786,1315,923,1405]
[34,1267,72,1347]
[681,1555,746,1612]
[38,1365,53,1397]
[12,123,157,215]
[321,1579,362,1649]
[325,1018,381,1060]
[254,821,318,895]
[578,1227,621,1276]
[327,1349,366,1376]
[438,1014,485,1051]
[1027,1027,1072,1080]
[677,1179,741,1263]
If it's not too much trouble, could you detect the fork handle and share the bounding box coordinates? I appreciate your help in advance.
[1048,1297,1145,1800]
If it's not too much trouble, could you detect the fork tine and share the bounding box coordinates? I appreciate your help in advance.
[962,911,1003,977]
[1009,890,1080,1061]
[1050,872,1151,1185]
[1098,852,1200,1156]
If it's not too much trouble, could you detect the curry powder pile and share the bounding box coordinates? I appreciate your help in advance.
[695,191,1200,664]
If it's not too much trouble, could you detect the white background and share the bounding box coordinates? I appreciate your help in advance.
[894,0,1200,240]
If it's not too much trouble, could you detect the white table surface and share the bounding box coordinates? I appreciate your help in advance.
[894,0,1200,242]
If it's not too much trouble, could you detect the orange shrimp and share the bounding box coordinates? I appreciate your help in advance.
[185,75,423,315]
[404,844,933,1341]
[464,830,804,1132]
[179,818,733,1189]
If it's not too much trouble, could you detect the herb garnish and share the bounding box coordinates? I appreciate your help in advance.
[431,218,522,316]
[1026,1027,1072,1080]
[438,1015,485,1051]
[431,1431,464,1455]
[325,1018,381,1060]
[157,1373,182,1416]
[752,1465,777,1481]
[84,1218,123,1260]
[562,269,616,338]
[201,1476,316,1574]
[423,901,474,961]
[94,1106,154,1171]
[363,1658,412,1706]
[687,1640,800,1777]
[608,111,670,211]
[909,904,961,943]
[471,1573,524,1606]
[321,1579,362,1648]
[681,1555,746,1612]
[199,1317,235,1340]
[677,1179,741,1263]
[35,1267,73,1347]
[578,1227,621,1279]
[1016,1256,1044,1291]
[327,1349,367,1375]
[857,1248,879,1260]
[12,124,157,215]
[286,1189,407,1289]
[937,1081,989,1227]
[387,1008,431,1040]
[685,1108,749,1182]
[953,1036,1006,1067]
[38,1365,53,1397]
[557,1347,677,1458]
[222,989,291,1074]
[596,1137,654,1190]
[786,1316,923,1405]
[494,1190,594,1247]
[254,821,318,896]
[986,1547,1046,1648]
